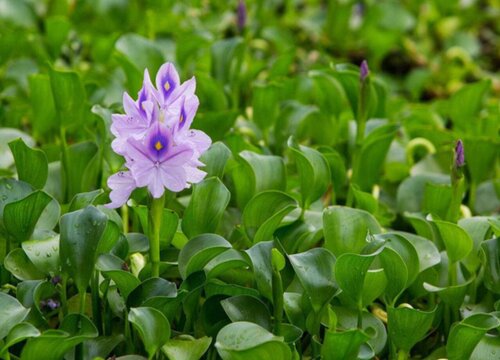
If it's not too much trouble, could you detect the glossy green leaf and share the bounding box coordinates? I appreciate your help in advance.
[129,307,171,359]
[245,241,273,302]
[387,306,435,353]
[232,151,286,208]
[204,249,250,280]
[463,137,498,185]
[395,232,441,272]
[0,293,30,340]
[447,313,500,360]
[182,177,230,239]
[288,248,338,312]
[288,138,330,208]
[470,334,500,360]
[96,253,140,299]
[60,206,107,294]
[322,328,371,360]
[215,322,291,360]
[221,295,272,330]
[127,278,177,308]
[4,248,45,280]
[200,142,231,179]
[397,174,450,214]
[4,190,52,243]
[22,234,60,275]
[8,138,48,189]
[481,238,500,294]
[335,251,380,309]
[323,206,381,257]
[243,191,298,243]
[162,335,212,360]
[133,205,179,249]
[0,322,40,356]
[447,80,490,132]
[379,247,407,305]
[178,234,231,279]
[433,220,473,263]
[252,83,282,131]
[68,189,104,212]
[83,335,125,360]
[21,314,98,360]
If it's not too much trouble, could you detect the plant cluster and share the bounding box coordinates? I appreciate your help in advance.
[0,1,499,360]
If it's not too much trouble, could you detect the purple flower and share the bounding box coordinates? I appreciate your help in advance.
[360,60,369,82]
[40,298,60,311]
[454,139,465,168]
[237,0,247,32]
[51,275,61,285]
[106,63,211,208]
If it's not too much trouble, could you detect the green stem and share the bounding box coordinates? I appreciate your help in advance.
[91,270,102,334]
[272,269,284,335]
[397,349,408,360]
[79,291,87,315]
[59,127,68,203]
[148,194,165,278]
[121,204,129,233]
[60,276,68,317]
[357,305,363,329]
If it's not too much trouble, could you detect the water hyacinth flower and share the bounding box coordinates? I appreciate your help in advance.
[106,63,211,208]
[237,0,247,32]
[454,139,465,168]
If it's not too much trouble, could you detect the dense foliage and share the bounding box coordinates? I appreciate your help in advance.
[0,1,499,359]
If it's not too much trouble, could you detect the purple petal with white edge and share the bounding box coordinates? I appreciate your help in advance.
[156,62,180,104]
[159,165,188,192]
[145,121,171,161]
[105,171,137,208]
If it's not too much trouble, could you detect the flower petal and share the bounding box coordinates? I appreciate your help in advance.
[147,168,165,198]
[156,62,180,104]
[105,171,136,208]
[159,165,188,192]
[161,143,194,165]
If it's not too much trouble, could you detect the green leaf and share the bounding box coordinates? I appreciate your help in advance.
[4,190,52,243]
[215,322,291,360]
[68,189,104,212]
[463,137,499,185]
[178,234,232,280]
[28,74,57,137]
[288,138,330,209]
[45,16,71,58]
[288,248,338,312]
[447,313,500,360]
[433,220,473,264]
[49,67,87,129]
[447,80,490,132]
[252,83,282,131]
[204,249,250,280]
[481,238,500,294]
[127,278,177,308]
[200,142,231,179]
[221,295,272,330]
[22,234,60,275]
[60,206,108,294]
[232,151,286,208]
[182,177,230,239]
[96,254,140,299]
[397,174,450,214]
[21,314,98,360]
[133,206,179,249]
[4,248,46,280]
[211,37,244,86]
[335,251,381,309]
[8,138,48,189]
[162,335,212,360]
[470,334,500,360]
[323,206,381,257]
[243,191,298,243]
[379,247,408,305]
[83,335,125,360]
[129,307,171,359]
[0,322,40,356]
[245,241,273,302]
[322,328,371,360]
[115,33,164,92]
[395,232,441,272]
[0,293,30,340]
[387,306,435,353]
[65,141,100,200]
[351,124,397,192]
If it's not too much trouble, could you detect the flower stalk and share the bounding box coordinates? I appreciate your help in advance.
[148,193,165,278]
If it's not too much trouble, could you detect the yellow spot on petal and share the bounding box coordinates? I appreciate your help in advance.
[164,81,170,92]
[155,141,163,151]
[179,113,184,123]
